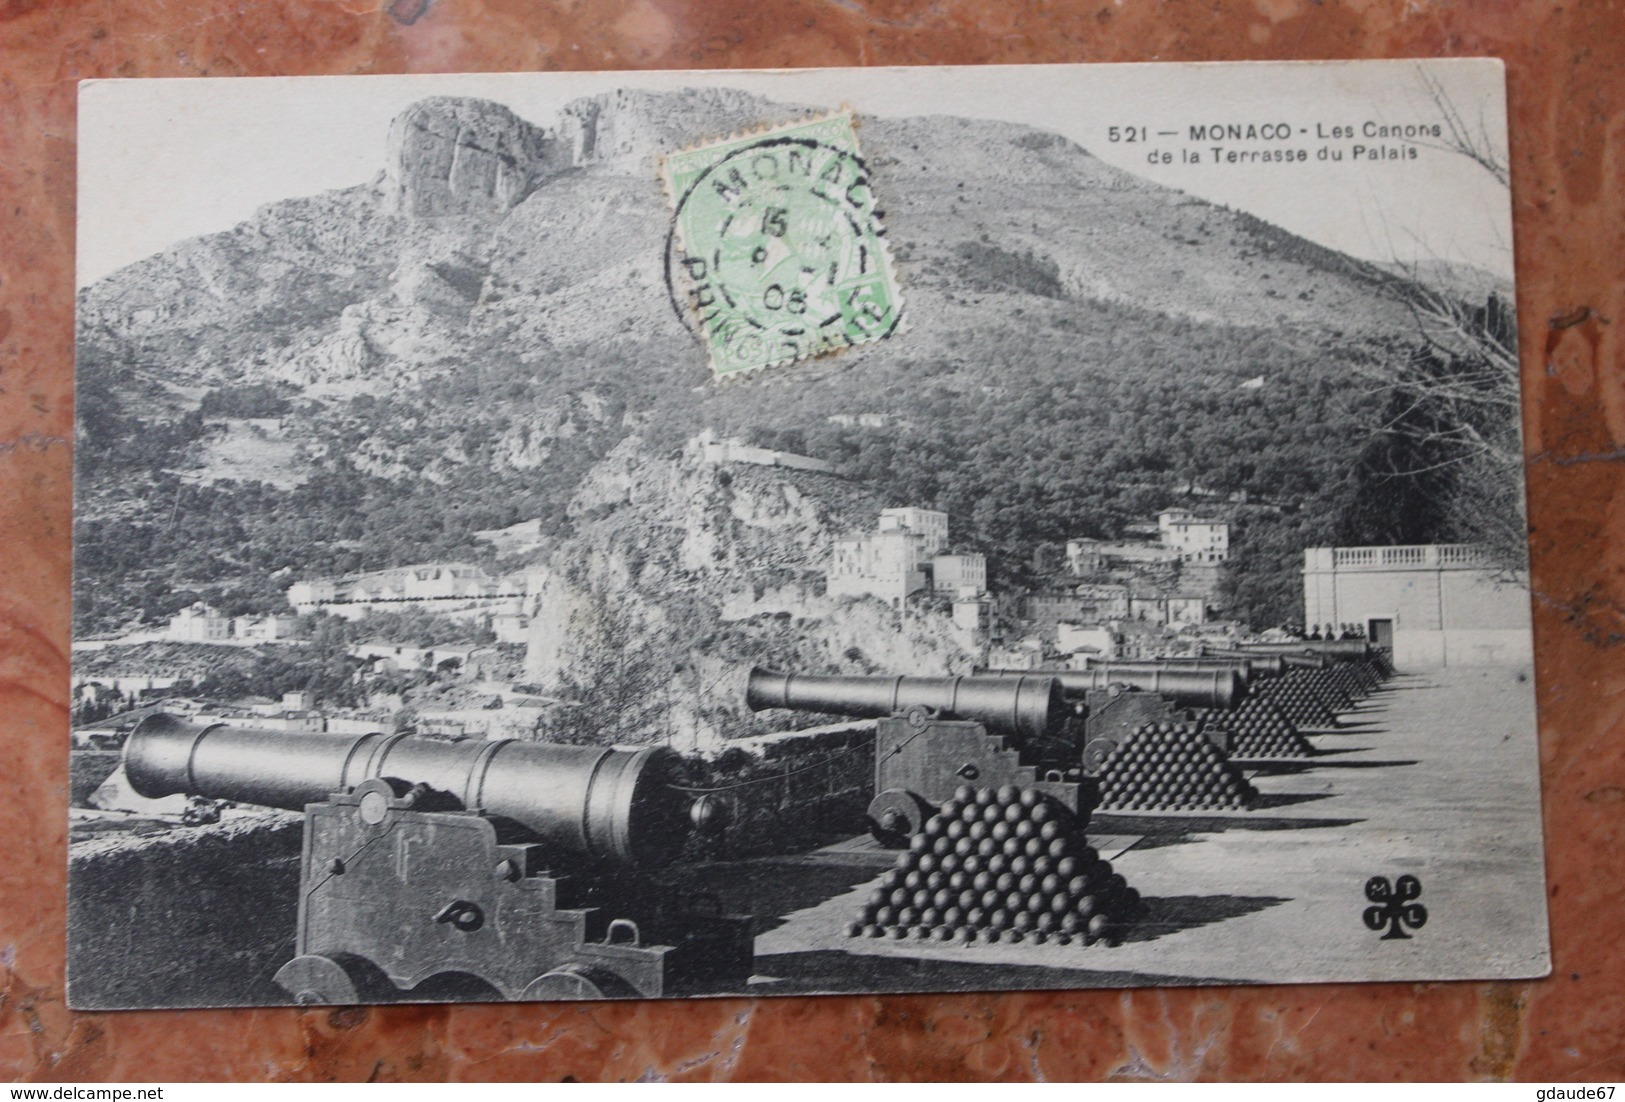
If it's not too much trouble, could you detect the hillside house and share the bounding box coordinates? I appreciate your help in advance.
[231,613,300,641]
[168,603,230,642]
[828,507,985,607]
[952,591,989,633]
[1056,623,1120,661]
[694,430,839,475]
[828,530,928,607]
[1158,508,1230,563]
[1066,539,1107,575]
[932,553,987,593]
[878,508,949,559]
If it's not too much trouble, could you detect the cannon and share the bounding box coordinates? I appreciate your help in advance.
[1233,639,1373,663]
[981,666,1248,769]
[124,715,753,1005]
[745,668,1067,742]
[745,667,1088,845]
[1189,648,1291,676]
[1076,657,1260,691]
[1206,644,1328,671]
[1144,653,1290,678]
[983,666,1247,712]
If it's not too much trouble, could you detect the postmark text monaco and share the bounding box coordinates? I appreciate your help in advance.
[663,113,902,379]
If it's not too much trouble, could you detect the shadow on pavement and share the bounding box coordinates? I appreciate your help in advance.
[1121,894,1290,943]
[1249,790,1338,810]
[1091,810,1363,850]
[668,857,884,936]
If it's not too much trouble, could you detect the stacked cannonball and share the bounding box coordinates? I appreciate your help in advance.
[1096,722,1256,811]
[1326,663,1369,703]
[1223,697,1315,758]
[1256,673,1338,729]
[1355,660,1382,692]
[1303,668,1354,711]
[846,785,1143,947]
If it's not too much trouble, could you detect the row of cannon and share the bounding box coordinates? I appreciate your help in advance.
[745,638,1387,842]
[113,637,1381,1001]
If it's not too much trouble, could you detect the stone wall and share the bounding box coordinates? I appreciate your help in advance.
[67,812,302,1009]
[688,721,877,860]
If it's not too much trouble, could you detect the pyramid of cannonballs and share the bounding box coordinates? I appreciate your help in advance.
[1256,672,1339,729]
[847,784,1144,947]
[1220,697,1315,758]
[1304,667,1355,711]
[1352,661,1384,694]
[1326,663,1369,703]
[1095,721,1256,810]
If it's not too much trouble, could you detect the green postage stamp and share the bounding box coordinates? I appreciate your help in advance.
[663,112,903,379]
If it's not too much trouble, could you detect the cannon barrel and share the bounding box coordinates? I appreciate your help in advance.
[1234,640,1372,662]
[1077,657,1256,689]
[1192,648,1290,676]
[745,667,1066,741]
[124,714,692,869]
[983,666,1247,711]
[1215,646,1326,672]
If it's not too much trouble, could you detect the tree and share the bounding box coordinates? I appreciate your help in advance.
[1358,66,1526,572]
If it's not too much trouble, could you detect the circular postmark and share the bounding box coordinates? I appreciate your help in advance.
[664,129,902,377]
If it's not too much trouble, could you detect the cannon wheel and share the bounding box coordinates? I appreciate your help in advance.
[519,964,641,1002]
[866,789,932,848]
[274,953,395,1006]
[1081,737,1119,775]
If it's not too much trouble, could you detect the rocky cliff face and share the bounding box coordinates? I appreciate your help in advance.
[78,87,1417,409]
[523,436,980,751]
[384,97,565,218]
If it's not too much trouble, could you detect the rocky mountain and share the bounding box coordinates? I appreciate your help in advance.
[74,89,1457,699]
[78,91,1414,410]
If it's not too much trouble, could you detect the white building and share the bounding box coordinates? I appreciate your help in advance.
[828,508,985,608]
[288,563,528,618]
[1066,539,1107,575]
[827,530,928,607]
[1056,623,1119,660]
[325,711,396,736]
[952,591,989,633]
[349,640,482,673]
[194,706,324,734]
[231,613,301,641]
[1076,584,1131,622]
[1302,545,1533,668]
[878,508,948,560]
[986,639,1044,670]
[1125,594,1207,626]
[1167,595,1208,626]
[933,553,987,594]
[694,430,838,475]
[491,612,530,644]
[1158,509,1230,563]
[168,603,230,642]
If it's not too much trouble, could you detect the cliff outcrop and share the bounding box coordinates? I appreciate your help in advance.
[385,97,565,218]
[523,436,980,751]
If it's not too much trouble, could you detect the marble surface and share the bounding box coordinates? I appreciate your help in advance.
[2,0,1623,1082]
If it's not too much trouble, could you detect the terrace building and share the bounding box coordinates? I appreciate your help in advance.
[1302,545,1532,668]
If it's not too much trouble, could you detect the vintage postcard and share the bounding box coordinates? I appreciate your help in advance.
[69,60,1547,1009]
